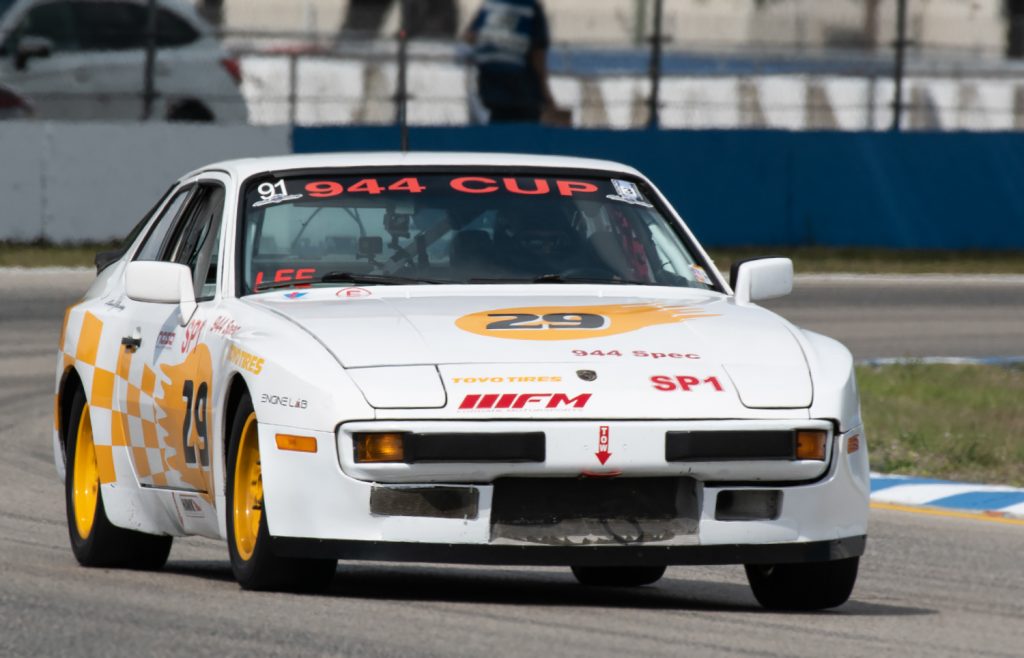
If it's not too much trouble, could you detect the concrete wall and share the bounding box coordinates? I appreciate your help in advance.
[0,122,290,243]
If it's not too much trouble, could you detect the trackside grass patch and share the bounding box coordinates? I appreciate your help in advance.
[857,364,1024,487]
[711,247,1024,275]
[0,241,119,268]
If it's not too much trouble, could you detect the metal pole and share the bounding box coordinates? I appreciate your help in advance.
[397,0,410,152]
[633,0,648,47]
[287,52,298,129]
[891,0,908,131]
[646,0,664,130]
[141,0,157,120]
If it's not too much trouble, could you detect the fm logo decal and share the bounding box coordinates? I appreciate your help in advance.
[459,393,591,410]
[456,304,717,341]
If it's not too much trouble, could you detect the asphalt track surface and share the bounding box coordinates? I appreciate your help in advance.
[2,270,1022,657]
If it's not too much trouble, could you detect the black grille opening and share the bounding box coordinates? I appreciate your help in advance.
[370,486,479,519]
[715,490,781,521]
[666,430,796,462]
[491,477,698,545]
[405,432,545,463]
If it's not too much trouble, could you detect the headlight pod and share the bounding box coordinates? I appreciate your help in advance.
[346,366,446,409]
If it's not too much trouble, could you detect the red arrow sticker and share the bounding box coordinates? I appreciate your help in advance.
[596,425,612,465]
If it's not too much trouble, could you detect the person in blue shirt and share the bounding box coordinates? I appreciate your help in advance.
[463,0,556,123]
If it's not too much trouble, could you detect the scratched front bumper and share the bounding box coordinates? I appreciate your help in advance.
[258,418,869,552]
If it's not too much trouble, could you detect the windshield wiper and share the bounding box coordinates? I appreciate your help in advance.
[321,271,447,285]
[533,273,642,285]
[468,274,642,285]
[252,280,317,292]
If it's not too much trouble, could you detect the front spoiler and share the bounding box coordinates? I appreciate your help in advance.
[269,535,866,566]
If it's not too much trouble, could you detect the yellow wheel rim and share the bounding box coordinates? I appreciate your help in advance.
[232,413,262,561]
[71,403,99,539]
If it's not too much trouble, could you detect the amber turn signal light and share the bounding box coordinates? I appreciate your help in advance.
[847,434,861,454]
[354,432,405,463]
[276,434,318,453]
[795,430,827,460]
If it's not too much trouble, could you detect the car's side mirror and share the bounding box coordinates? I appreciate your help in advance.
[15,35,53,71]
[125,261,197,326]
[730,257,793,305]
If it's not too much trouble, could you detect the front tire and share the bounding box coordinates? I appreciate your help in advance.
[745,557,859,610]
[226,395,336,591]
[571,565,666,587]
[65,387,172,569]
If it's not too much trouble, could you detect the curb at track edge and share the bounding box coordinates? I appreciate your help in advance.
[870,473,1024,525]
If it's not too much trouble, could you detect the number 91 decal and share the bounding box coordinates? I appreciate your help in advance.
[456,304,718,341]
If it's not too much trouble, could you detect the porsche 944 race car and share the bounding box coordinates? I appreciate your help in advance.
[54,152,868,609]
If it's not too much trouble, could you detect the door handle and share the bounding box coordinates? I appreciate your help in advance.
[121,330,142,352]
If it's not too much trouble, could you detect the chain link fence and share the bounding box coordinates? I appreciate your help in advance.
[222,0,1024,131]
[4,0,1024,129]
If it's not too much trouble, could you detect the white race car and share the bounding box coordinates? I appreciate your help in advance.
[54,152,868,609]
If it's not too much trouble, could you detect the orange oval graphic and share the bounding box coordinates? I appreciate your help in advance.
[455,304,717,341]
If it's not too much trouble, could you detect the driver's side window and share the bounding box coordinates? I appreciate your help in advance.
[135,187,192,262]
[162,183,225,301]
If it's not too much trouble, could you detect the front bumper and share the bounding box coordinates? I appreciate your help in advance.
[255,419,870,564]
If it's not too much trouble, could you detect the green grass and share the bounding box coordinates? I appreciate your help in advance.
[858,364,1024,486]
[708,247,1024,275]
[0,241,120,268]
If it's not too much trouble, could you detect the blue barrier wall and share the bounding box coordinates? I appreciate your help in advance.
[293,127,1024,249]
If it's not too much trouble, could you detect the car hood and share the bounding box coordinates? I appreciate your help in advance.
[248,285,813,413]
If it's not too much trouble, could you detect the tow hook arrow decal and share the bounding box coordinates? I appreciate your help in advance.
[596,425,612,465]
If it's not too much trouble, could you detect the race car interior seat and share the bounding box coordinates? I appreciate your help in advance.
[450,229,495,277]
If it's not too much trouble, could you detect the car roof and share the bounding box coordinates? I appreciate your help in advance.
[185,152,645,182]
[0,0,212,32]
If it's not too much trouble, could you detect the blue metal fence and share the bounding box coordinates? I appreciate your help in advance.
[293,126,1024,249]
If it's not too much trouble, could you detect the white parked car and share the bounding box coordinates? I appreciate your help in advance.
[0,0,246,121]
[54,152,869,609]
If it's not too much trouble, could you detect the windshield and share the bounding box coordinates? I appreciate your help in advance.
[238,171,718,294]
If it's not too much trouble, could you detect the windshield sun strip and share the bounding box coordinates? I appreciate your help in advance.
[234,168,725,298]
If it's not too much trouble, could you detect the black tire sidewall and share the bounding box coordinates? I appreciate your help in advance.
[571,565,666,587]
[225,394,337,592]
[226,395,278,588]
[745,557,859,610]
[65,387,122,566]
[65,386,173,569]
[66,387,94,558]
